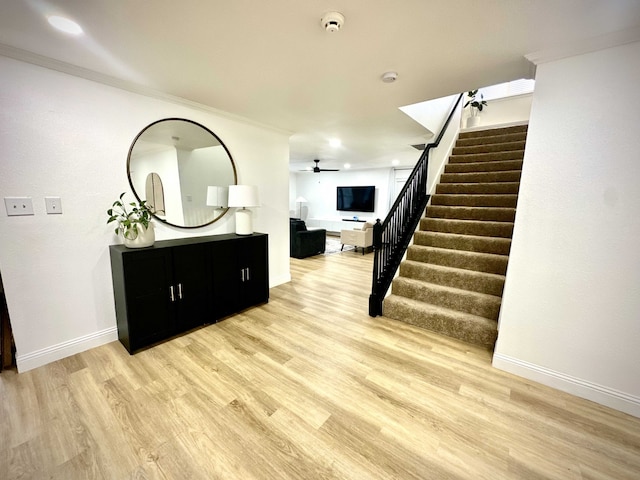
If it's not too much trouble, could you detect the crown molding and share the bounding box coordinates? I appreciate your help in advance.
[0,43,290,136]
[526,26,640,65]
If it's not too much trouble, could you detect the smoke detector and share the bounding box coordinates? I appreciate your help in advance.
[381,71,398,83]
[321,12,344,32]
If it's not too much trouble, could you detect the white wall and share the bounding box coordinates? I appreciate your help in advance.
[0,56,291,372]
[462,94,533,129]
[494,41,640,417]
[293,168,394,231]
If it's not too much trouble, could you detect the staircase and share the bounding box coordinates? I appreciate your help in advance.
[383,124,527,349]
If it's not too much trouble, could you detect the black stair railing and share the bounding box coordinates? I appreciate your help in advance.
[369,93,463,317]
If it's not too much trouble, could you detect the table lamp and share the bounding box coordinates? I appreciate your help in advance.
[228,185,260,235]
[295,196,307,219]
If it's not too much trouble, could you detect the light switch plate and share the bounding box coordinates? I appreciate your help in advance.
[45,197,62,214]
[4,197,34,216]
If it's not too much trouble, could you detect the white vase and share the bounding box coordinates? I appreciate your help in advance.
[123,222,155,248]
[466,108,481,128]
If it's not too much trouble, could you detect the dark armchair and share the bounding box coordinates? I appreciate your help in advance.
[290,219,326,259]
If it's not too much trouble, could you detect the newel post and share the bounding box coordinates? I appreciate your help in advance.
[369,218,383,316]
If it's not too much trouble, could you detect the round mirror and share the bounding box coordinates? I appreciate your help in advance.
[127,118,237,228]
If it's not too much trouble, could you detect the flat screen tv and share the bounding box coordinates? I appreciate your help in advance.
[336,185,375,212]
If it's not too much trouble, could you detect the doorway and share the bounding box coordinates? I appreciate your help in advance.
[0,272,16,371]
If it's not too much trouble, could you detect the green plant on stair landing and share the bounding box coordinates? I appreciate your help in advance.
[464,89,488,127]
[106,192,153,241]
[464,89,488,114]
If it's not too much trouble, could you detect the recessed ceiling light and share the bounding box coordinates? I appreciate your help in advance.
[391,159,400,166]
[47,15,83,36]
[344,163,351,169]
[329,138,341,148]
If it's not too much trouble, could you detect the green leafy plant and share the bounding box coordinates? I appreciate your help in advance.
[106,192,152,240]
[464,89,488,112]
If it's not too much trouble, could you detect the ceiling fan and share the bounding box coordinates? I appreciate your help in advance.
[301,159,339,173]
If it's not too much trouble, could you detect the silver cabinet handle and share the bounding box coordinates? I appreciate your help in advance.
[245,268,250,281]
[241,269,245,282]
[170,285,175,302]
[177,283,183,299]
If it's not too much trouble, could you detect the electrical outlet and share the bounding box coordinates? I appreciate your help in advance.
[45,196,62,214]
[4,197,34,216]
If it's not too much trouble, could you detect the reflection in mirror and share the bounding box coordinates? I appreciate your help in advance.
[127,118,237,228]
[145,173,165,217]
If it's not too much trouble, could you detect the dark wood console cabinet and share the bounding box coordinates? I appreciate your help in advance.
[109,233,268,353]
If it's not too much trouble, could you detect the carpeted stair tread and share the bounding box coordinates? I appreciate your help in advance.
[440,170,522,184]
[421,218,514,238]
[459,124,528,138]
[407,245,508,275]
[391,277,502,320]
[399,261,505,296]
[426,205,516,222]
[382,124,527,349]
[448,150,525,164]
[414,231,512,255]
[455,132,527,147]
[435,182,520,195]
[383,295,498,348]
[430,194,518,208]
[452,141,525,155]
[445,159,523,174]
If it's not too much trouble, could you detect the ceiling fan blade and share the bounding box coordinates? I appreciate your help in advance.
[309,159,338,173]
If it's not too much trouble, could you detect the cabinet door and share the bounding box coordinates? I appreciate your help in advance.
[122,249,175,351]
[172,243,212,331]
[211,239,241,319]
[238,235,269,309]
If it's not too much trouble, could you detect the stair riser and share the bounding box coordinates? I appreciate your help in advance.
[456,132,527,147]
[459,125,528,139]
[400,262,505,296]
[385,124,527,350]
[449,150,524,164]
[383,297,497,348]
[392,279,501,320]
[440,171,521,184]
[435,183,520,195]
[453,141,525,155]
[426,206,516,222]
[445,160,523,174]
[421,218,514,238]
[408,246,508,275]
[430,194,518,208]
[414,231,512,255]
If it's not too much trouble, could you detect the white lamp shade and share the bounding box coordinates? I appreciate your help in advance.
[295,196,307,203]
[206,186,228,207]
[228,185,260,208]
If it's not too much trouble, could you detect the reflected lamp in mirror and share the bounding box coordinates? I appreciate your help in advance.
[206,186,229,217]
[228,185,260,235]
[295,196,307,219]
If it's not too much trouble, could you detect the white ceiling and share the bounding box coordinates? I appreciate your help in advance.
[1,0,640,172]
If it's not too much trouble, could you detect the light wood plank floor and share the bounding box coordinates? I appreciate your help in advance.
[1,251,639,479]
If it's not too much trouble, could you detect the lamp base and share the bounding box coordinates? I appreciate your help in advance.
[235,209,253,235]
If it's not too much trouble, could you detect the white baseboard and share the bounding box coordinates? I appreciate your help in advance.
[493,353,640,419]
[16,326,118,373]
[270,272,291,288]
